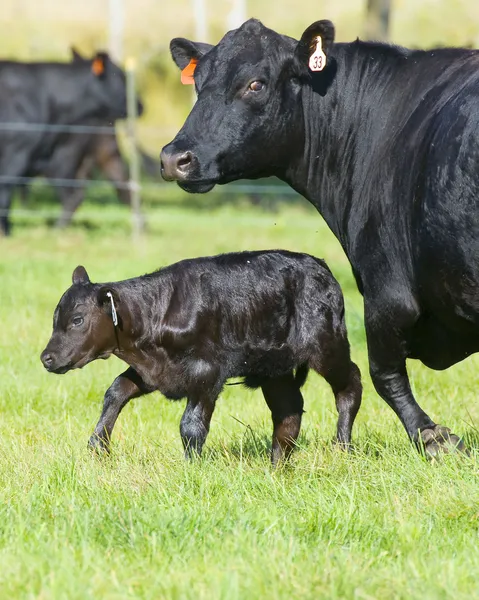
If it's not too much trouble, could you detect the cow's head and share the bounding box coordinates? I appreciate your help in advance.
[40,266,121,374]
[74,49,144,120]
[160,19,335,192]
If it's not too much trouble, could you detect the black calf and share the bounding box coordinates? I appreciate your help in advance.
[40,251,362,464]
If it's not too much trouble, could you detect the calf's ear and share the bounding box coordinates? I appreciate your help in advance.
[170,38,214,70]
[296,20,335,72]
[97,287,121,326]
[72,265,90,285]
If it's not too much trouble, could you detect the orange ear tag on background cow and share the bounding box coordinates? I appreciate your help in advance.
[181,59,198,85]
[92,57,105,76]
[309,36,326,72]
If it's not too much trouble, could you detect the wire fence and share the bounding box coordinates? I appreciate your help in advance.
[2,115,298,228]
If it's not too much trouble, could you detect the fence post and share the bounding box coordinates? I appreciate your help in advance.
[125,57,143,238]
[363,0,391,41]
[109,0,124,63]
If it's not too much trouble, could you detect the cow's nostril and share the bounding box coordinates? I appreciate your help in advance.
[176,151,192,173]
[160,147,195,181]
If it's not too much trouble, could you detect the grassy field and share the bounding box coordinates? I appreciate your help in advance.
[1,196,479,598]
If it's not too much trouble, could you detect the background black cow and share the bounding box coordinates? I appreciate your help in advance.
[0,50,141,235]
[161,18,479,456]
[19,119,132,227]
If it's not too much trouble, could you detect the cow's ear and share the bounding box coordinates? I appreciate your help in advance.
[170,38,213,70]
[72,265,90,285]
[297,20,335,72]
[97,286,121,326]
[92,52,108,78]
[70,47,84,62]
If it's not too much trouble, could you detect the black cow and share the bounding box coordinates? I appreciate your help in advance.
[161,18,479,456]
[20,118,132,227]
[0,49,141,235]
[40,252,362,464]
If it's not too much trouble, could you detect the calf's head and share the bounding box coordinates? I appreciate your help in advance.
[41,266,121,374]
[160,18,335,192]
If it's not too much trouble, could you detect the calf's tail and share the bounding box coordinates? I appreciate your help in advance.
[295,363,309,388]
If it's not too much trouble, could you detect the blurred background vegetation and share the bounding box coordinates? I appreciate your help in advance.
[2,0,479,155]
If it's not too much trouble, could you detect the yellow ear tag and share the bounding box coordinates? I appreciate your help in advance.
[309,36,326,72]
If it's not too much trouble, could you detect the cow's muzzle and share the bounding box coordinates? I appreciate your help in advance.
[160,147,196,182]
[160,141,216,193]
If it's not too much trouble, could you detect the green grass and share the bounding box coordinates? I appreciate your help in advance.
[2,196,479,599]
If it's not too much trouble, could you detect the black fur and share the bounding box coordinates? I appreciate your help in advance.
[41,250,362,464]
[0,49,142,235]
[160,18,475,456]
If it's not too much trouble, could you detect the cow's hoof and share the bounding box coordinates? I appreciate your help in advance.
[418,425,469,459]
[88,434,110,455]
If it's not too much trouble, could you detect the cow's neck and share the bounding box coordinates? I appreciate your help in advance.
[45,65,101,124]
[284,41,409,255]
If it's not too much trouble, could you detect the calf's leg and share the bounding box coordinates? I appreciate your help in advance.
[89,367,155,452]
[180,393,218,458]
[261,372,304,466]
[309,314,362,448]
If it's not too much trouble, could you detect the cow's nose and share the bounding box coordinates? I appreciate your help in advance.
[41,351,53,370]
[160,149,194,182]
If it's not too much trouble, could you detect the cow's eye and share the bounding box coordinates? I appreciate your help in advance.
[72,316,84,327]
[248,81,264,92]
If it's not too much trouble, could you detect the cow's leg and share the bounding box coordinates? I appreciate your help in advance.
[261,372,304,466]
[56,187,86,228]
[56,155,94,228]
[88,367,155,452]
[100,152,131,207]
[100,150,146,231]
[180,392,218,458]
[0,186,14,236]
[365,301,467,457]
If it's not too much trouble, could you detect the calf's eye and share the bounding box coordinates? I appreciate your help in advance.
[248,81,264,92]
[72,316,84,327]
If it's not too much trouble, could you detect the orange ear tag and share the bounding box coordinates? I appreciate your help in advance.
[92,57,105,76]
[181,58,198,85]
[309,36,326,72]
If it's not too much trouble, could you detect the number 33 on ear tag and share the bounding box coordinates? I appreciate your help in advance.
[309,36,326,72]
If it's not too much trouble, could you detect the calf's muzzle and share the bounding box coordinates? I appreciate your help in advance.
[41,350,53,370]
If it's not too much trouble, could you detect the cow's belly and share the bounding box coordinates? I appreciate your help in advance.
[410,311,479,369]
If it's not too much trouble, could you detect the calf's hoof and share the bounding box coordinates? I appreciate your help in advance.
[418,425,469,459]
[333,437,353,452]
[88,434,111,455]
